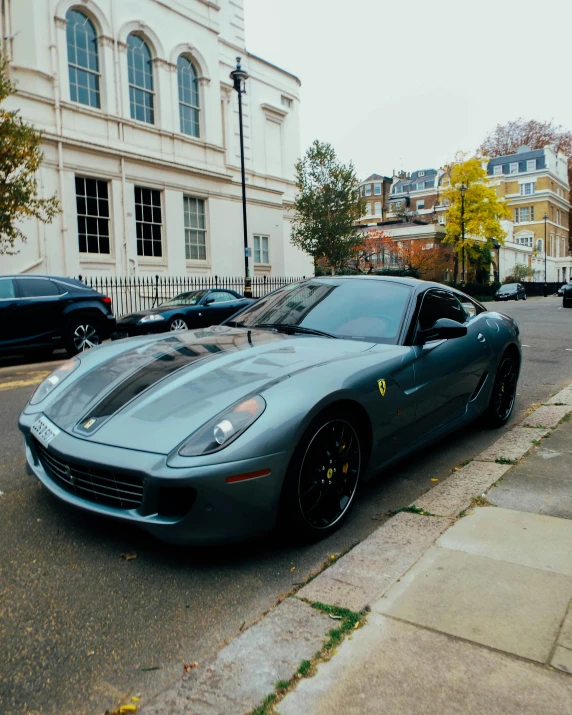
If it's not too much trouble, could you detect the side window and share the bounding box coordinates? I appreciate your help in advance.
[418,290,467,331]
[211,291,237,303]
[16,279,60,298]
[0,278,16,299]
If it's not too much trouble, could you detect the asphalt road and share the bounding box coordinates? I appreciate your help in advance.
[1,297,572,715]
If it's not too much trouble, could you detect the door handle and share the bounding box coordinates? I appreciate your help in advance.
[477,333,486,343]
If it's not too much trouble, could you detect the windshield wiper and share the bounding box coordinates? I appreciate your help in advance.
[255,323,337,339]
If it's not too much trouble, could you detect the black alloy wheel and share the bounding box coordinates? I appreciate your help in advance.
[486,355,518,428]
[280,412,362,541]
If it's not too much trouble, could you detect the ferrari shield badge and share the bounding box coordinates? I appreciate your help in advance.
[377,379,387,398]
[83,418,96,430]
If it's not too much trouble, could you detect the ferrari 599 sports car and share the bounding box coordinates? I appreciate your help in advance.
[19,277,521,545]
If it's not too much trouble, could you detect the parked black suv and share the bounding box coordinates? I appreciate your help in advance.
[0,275,116,357]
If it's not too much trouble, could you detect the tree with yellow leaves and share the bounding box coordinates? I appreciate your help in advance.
[0,58,59,254]
[442,154,510,282]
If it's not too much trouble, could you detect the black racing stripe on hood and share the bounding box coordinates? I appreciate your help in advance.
[76,343,222,433]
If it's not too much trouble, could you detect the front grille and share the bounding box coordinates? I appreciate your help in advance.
[34,439,144,510]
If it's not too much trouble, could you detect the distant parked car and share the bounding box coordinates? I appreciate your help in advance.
[562,284,572,308]
[114,289,255,337]
[494,283,527,302]
[0,275,115,358]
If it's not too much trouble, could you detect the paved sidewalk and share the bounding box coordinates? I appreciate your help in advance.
[142,385,572,715]
[278,406,572,714]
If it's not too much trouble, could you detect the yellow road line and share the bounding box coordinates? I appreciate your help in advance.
[0,372,50,391]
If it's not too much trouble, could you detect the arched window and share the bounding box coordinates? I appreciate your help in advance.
[127,34,154,124]
[66,9,100,108]
[536,238,543,253]
[177,56,200,137]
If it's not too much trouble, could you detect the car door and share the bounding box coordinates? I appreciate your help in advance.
[0,277,21,348]
[199,291,243,326]
[411,288,490,440]
[14,277,63,347]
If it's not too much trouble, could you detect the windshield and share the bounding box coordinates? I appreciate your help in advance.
[161,290,206,307]
[499,284,517,292]
[228,279,412,344]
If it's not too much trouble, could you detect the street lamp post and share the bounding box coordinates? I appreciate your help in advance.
[543,212,548,297]
[230,57,252,298]
[460,183,467,283]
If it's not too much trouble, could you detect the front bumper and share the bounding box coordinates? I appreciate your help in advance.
[112,321,168,339]
[19,412,288,545]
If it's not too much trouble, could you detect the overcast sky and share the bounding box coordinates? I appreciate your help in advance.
[244,0,571,180]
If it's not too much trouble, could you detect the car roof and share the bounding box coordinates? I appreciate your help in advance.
[1,275,94,290]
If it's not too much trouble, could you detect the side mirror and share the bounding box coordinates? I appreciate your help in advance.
[419,317,467,344]
[204,297,215,305]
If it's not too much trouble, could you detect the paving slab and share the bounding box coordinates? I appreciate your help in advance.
[296,512,451,612]
[551,646,572,674]
[487,473,572,519]
[477,427,550,462]
[373,546,572,662]
[413,461,511,517]
[141,598,332,715]
[437,507,572,576]
[520,404,570,428]
[278,615,572,715]
[546,385,572,405]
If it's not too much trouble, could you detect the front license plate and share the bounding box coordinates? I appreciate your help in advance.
[31,416,61,449]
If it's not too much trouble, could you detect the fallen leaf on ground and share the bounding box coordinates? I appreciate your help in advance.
[354,622,360,629]
[119,706,137,714]
[184,662,198,672]
[328,614,343,620]
[121,553,137,561]
[431,478,438,482]
[131,697,140,703]
[290,566,296,572]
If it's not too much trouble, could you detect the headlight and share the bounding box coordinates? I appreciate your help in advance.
[179,396,266,457]
[29,358,80,405]
[139,314,165,323]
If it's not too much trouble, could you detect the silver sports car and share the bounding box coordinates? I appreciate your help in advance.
[19,277,521,545]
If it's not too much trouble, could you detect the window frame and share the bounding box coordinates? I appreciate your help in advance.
[373,183,382,195]
[127,34,155,124]
[66,8,101,109]
[253,234,270,265]
[134,186,163,258]
[75,176,111,255]
[183,196,207,261]
[493,165,503,176]
[526,159,537,172]
[509,162,518,174]
[520,182,535,196]
[177,55,200,138]
[364,185,372,196]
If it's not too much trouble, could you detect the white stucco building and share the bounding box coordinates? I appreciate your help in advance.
[1,0,313,278]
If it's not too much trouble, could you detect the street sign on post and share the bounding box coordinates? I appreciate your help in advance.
[245,247,252,258]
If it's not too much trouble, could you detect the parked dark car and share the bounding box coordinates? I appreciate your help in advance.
[563,284,572,308]
[557,283,569,297]
[0,275,115,358]
[494,283,527,301]
[114,288,255,337]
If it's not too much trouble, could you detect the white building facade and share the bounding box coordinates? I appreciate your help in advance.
[1,0,313,278]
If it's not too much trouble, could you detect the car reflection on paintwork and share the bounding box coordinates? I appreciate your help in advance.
[113,288,255,337]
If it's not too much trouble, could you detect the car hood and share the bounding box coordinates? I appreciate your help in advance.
[117,305,192,324]
[44,326,381,454]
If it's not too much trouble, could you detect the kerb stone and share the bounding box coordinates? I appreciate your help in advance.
[413,461,511,517]
[296,512,451,612]
[546,386,572,405]
[478,427,550,462]
[520,405,570,428]
[141,598,332,715]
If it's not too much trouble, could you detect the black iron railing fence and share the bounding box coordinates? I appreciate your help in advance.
[77,274,307,318]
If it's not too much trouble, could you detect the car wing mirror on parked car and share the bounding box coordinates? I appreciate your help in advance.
[204,297,215,305]
[418,318,467,344]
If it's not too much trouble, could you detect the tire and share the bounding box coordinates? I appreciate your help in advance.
[515,294,519,301]
[523,294,527,301]
[564,300,572,309]
[483,352,519,428]
[65,316,102,356]
[279,408,363,542]
[168,316,188,332]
